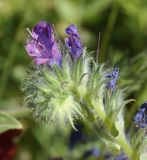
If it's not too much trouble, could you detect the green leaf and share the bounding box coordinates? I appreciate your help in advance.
[0,111,22,133]
[140,135,147,160]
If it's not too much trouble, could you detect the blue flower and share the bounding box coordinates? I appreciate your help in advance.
[25,21,62,66]
[65,24,83,61]
[134,101,147,128]
[106,68,119,92]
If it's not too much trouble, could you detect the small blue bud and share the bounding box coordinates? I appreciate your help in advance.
[134,101,147,128]
[106,68,119,92]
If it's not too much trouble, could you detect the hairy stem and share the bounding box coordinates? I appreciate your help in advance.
[73,85,134,159]
[117,134,134,159]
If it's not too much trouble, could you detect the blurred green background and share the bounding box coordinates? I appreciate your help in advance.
[0,0,147,159]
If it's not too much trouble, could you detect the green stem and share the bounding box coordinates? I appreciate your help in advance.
[117,134,133,159]
[74,86,134,159]
[83,99,134,158]
[95,104,106,120]
[99,0,119,63]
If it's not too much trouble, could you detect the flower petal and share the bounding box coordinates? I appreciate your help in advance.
[25,21,62,66]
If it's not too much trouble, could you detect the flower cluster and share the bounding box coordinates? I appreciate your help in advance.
[23,20,146,160]
[24,21,86,130]
[25,21,83,66]
[134,101,147,128]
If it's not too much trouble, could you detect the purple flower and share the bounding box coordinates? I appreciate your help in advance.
[65,24,83,61]
[134,101,147,128]
[114,153,128,160]
[106,68,119,92]
[25,21,62,66]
